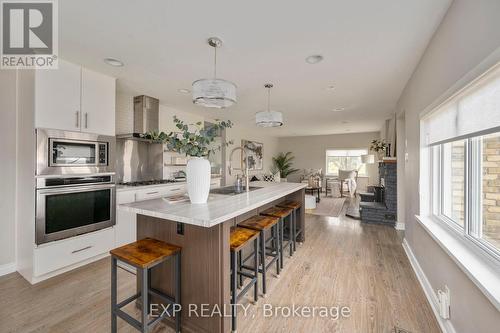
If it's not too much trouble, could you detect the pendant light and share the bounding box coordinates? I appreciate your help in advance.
[192,37,237,109]
[256,83,283,127]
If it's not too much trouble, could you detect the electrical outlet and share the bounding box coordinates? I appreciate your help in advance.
[437,285,450,319]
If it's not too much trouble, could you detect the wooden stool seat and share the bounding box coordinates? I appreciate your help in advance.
[277,200,302,210]
[260,206,294,218]
[110,237,181,269]
[230,227,259,252]
[238,215,279,231]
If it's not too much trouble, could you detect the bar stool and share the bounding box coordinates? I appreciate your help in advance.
[230,227,259,333]
[110,238,181,333]
[276,200,303,252]
[238,215,280,296]
[260,206,294,269]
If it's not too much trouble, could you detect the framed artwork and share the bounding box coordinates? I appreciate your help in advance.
[241,140,263,170]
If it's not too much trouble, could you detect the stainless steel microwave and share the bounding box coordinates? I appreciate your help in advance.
[36,129,116,176]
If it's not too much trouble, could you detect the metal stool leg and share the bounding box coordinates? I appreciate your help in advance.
[230,251,237,332]
[238,252,243,288]
[287,215,293,257]
[259,231,267,295]
[111,257,117,333]
[175,252,181,333]
[279,218,284,269]
[147,268,152,310]
[141,268,149,333]
[253,238,259,302]
[292,209,297,252]
[273,225,280,276]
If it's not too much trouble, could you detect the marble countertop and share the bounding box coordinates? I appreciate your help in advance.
[119,181,307,227]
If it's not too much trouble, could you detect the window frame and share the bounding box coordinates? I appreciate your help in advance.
[428,135,500,263]
[324,148,368,177]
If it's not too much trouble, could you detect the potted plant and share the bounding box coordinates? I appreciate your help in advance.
[143,116,232,204]
[369,139,387,161]
[272,152,299,182]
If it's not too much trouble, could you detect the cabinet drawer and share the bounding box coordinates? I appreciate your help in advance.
[117,190,136,204]
[134,188,169,201]
[164,184,186,196]
[34,227,114,276]
[134,184,186,201]
[210,179,221,189]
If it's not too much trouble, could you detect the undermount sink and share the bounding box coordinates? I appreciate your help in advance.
[210,186,262,195]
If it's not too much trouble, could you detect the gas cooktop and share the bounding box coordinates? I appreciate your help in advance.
[118,179,181,187]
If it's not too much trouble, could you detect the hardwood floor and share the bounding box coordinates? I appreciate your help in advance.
[0,212,440,333]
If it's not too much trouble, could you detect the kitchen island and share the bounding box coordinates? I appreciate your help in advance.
[120,181,306,333]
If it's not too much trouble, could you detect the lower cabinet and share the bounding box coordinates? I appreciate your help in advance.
[33,227,114,277]
[115,183,187,247]
[115,190,137,248]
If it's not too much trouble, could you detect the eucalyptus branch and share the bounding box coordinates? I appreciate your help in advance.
[141,116,233,157]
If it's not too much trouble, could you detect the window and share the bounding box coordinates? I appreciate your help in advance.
[424,62,500,258]
[430,134,500,255]
[478,133,500,250]
[325,149,367,176]
[441,140,466,227]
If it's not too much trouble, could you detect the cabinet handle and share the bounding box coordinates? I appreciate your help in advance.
[84,113,88,129]
[75,111,79,128]
[71,245,92,254]
[146,191,159,195]
[170,188,180,192]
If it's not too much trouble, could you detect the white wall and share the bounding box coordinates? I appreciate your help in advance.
[115,92,280,185]
[397,0,500,331]
[0,70,17,270]
[276,131,380,184]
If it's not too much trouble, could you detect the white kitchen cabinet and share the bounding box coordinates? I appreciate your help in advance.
[34,59,115,135]
[115,183,187,247]
[33,227,114,277]
[81,68,116,136]
[35,59,82,131]
[115,190,136,248]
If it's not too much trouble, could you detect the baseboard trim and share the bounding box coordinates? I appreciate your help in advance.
[0,262,16,276]
[402,238,456,333]
[395,222,405,230]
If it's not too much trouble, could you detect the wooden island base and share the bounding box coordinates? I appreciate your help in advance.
[136,188,305,333]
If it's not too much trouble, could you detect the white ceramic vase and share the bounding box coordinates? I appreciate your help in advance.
[186,157,211,204]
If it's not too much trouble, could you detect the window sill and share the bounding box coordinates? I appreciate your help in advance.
[415,215,500,311]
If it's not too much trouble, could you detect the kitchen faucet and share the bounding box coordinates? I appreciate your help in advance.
[228,147,250,192]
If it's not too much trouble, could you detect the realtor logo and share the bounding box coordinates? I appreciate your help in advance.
[1,0,58,68]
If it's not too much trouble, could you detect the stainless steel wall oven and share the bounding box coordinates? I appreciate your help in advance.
[35,175,116,244]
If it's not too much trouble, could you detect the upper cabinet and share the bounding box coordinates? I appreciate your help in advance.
[34,59,116,136]
[35,60,82,132]
[81,68,116,136]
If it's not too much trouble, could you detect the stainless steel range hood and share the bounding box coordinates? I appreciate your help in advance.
[116,95,160,140]
[116,95,163,182]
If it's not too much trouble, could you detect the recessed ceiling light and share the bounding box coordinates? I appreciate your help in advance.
[341,120,349,124]
[326,85,335,91]
[178,89,190,94]
[332,107,345,112]
[305,55,323,64]
[103,58,124,67]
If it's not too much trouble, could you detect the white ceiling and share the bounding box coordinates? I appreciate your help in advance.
[60,0,451,137]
